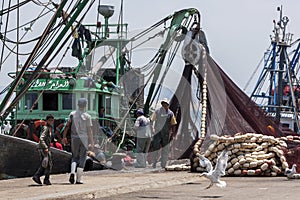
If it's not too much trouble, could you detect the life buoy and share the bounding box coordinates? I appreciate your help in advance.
[33,120,47,142]
[34,120,46,129]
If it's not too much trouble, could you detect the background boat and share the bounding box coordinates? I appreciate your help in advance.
[248,6,300,133]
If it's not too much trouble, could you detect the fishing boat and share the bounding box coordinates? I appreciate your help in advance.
[0,1,138,178]
[248,6,300,133]
[0,1,205,178]
[0,134,71,178]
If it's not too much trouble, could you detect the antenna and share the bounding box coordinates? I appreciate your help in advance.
[276,5,289,43]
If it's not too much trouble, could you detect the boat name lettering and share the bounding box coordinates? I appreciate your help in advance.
[31,79,46,88]
[31,79,69,90]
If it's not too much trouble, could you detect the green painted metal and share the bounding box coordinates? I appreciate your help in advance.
[1,3,199,131]
[9,19,130,123]
[144,8,199,115]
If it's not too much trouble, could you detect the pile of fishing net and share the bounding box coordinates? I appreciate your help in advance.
[191,133,300,176]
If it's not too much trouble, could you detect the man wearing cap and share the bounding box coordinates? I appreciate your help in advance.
[133,108,151,168]
[150,98,177,168]
[62,98,94,184]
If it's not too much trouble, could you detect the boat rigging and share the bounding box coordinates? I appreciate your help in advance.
[2,1,300,179]
[0,0,205,159]
[249,6,300,133]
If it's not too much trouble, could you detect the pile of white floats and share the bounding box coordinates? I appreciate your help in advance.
[191,133,300,176]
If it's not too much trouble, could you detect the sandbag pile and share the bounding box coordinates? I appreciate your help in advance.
[192,133,293,176]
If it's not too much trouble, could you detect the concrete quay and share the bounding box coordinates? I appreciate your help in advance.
[0,167,299,200]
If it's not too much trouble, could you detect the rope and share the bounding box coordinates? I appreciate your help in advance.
[0,4,62,68]
[116,120,127,153]
[0,0,31,15]
[0,0,11,71]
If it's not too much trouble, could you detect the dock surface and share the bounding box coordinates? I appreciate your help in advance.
[0,167,299,200]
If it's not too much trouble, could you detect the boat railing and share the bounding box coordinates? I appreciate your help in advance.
[261,105,296,113]
[84,23,128,40]
[8,68,77,79]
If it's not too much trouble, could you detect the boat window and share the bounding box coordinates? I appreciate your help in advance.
[62,93,74,110]
[25,93,38,110]
[281,123,290,128]
[87,93,96,110]
[105,96,111,115]
[93,96,96,110]
[88,93,91,110]
[43,93,58,111]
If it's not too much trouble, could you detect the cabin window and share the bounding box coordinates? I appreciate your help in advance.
[25,93,38,110]
[62,93,74,110]
[93,96,96,110]
[88,93,91,110]
[43,93,58,111]
[105,96,111,115]
[87,93,96,110]
[282,123,289,127]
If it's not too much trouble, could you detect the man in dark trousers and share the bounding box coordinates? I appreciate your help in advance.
[150,98,177,168]
[62,98,94,184]
[32,114,55,185]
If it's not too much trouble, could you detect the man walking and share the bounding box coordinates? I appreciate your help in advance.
[62,98,94,184]
[32,114,55,185]
[150,98,177,168]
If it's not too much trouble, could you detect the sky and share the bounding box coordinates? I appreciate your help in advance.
[1,0,300,97]
[102,0,300,95]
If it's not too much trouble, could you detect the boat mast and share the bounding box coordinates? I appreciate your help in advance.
[274,6,289,122]
[250,6,300,132]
